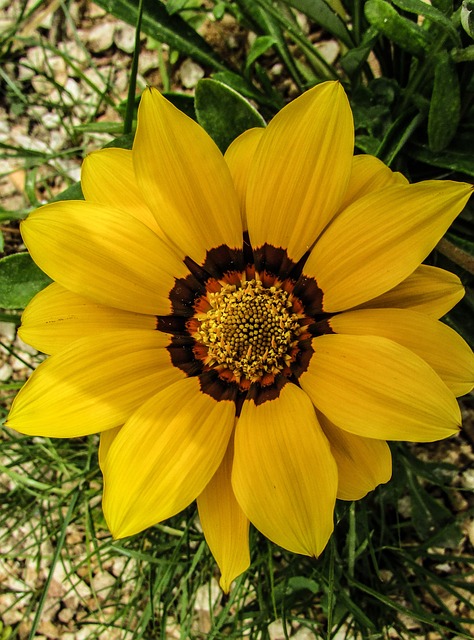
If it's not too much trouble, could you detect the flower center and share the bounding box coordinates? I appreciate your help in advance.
[196,278,303,383]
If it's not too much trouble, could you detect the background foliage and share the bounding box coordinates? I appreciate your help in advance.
[1,1,473,638]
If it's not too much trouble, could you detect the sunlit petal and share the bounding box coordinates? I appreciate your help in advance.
[133,88,242,263]
[330,308,474,396]
[224,127,264,230]
[300,334,461,441]
[233,383,338,556]
[103,377,235,539]
[20,282,155,355]
[82,148,161,233]
[354,264,464,318]
[6,331,182,437]
[197,435,250,592]
[21,200,188,314]
[319,412,392,501]
[339,154,408,211]
[247,81,353,262]
[305,181,472,311]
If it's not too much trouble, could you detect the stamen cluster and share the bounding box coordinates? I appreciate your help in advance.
[196,278,303,382]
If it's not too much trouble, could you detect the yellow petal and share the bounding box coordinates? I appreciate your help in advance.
[305,180,473,311]
[197,435,250,593]
[81,148,161,234]
[133,88,242,263]
[19,282,156,355]
[339,154,408,211]
[300,334,461,442]
[224,127,264,231]
[329,308,474,397]
[232,383,338,556]
[354,264,464,319]
[318,412,392,501]
[99,426,121,472]
[246,81,354,262]
[6,330,183,437]
[102,377,235,539]
[21,200,188,315]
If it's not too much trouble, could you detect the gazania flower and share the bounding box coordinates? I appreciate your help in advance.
[7,81,473,592]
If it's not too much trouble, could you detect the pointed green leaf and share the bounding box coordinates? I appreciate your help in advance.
[410,142,474,176]
[428,51,461,152]
[0,253,52,309]
[195,79,265,152]
[364,0,432,56]
[282,0,354,48]
[245,35,278,70]
[461,0,474,39]
[393,0,461,45]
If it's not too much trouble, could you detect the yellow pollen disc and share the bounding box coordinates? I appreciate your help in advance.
[196,278,303,382]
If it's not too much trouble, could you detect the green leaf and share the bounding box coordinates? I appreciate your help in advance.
[162,92,196,120]
[104,132,135,150]
[364,0,432,56]
[212,71,282,110]
[451,44,474,62]
[0,253,52,309]
[392,0,461,45]
[245,35,278,70]
[340,27,379,76]
[237,0,305,90]
[406,470,453,539]
[195,79,266,152]
[94,0,228,71]
[431,0,453,14]
[50,181,84,203]
[409,143,474,176]
[461,0,474,39]
[282,0,354,48]
[428,51,461,152]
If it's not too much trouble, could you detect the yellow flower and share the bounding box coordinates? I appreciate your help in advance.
[6,82,474,592]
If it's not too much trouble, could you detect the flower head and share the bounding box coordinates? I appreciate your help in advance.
[7,82,474,592]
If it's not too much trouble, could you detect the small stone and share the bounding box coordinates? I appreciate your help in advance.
[91,570,116,600]
[38,620,61,639]
[268,619,286,640]
[58,40,88,66]
[89,3,108,18]
[88,22,116,53]
[0,363,13,381]
[466,518,474,547]
[31,76,55,96]
[315,40,340,65]
[397,495,412,518]
[84,67,108,94]
[15,335,38,355]
[138,49,158,75]
[50,129,68,151]
[114,24,137,53]
[179,58,205,89]
[27,46,46,71]
[293,628,318,639]
[462,468,474,490]
[194,579,220,612]
[42,112,62,129]
[114,68,129,94]
[58,608,74,623]
[0,322,16,342]
[62,78,82,106]
[18,59,35,81]
[48,55,68,85]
